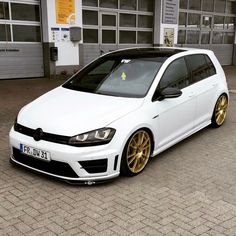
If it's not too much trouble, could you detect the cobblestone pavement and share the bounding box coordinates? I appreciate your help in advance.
[0,69,236,236]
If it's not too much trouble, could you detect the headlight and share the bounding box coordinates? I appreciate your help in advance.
[68,128,116,146]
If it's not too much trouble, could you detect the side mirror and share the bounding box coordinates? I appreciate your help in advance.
[152,87,182,101]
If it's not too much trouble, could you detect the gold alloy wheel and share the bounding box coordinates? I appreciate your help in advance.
[126,130,151,174]
[215,95,228,126]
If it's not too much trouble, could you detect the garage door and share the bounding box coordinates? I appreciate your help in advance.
[0,1,44,79]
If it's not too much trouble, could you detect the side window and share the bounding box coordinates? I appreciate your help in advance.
[186,54,213,83]
[159,57,190,90]
[205,55,216,77]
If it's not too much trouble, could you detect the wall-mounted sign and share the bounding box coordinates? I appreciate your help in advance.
[163,28,174,47]
[162,0,179,24]
[61,28,70,42]
[56,0,75,24]
[51,27,60,42]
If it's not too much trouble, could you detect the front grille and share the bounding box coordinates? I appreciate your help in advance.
[79,159,108,173]
[13,148,78,178]
[14,123,70,145]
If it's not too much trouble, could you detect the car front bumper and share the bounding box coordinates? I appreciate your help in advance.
[9,127,121,184]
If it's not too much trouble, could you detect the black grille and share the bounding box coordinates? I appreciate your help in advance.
[79,159,108,173]
[13,148,78,178]
[14,123,70,145]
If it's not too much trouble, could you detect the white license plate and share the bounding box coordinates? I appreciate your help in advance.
[20,144,51,162]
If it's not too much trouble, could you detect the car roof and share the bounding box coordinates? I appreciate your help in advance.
[105,47,187,59]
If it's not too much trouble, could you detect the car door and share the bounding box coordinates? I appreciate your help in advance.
[186,54,218,128]
[154,57,196,149]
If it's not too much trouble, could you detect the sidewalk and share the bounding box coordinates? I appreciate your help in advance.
[0,68,236,235]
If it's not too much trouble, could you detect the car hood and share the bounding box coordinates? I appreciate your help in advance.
[18,87,144,136]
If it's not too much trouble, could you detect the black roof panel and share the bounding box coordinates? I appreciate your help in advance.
[105,47,186,59]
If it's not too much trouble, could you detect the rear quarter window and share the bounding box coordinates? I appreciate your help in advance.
[186,54,216,83]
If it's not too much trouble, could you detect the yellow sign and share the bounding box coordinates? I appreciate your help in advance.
[56,0,75,24]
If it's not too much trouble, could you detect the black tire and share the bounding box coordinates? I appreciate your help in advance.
[120,129,152,177]
[211,94,228,128]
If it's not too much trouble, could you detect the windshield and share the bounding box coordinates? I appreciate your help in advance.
[63,56,165,98]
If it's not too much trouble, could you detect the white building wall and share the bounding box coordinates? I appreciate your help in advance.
[41,0,82,66]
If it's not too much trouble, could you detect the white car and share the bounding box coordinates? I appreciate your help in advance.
[9,48,229,185]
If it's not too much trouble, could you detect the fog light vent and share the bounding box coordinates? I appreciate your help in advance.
[79,159,107,173]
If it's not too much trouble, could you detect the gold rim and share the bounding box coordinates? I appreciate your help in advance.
[215,95,228,126]
[126,130,151,174]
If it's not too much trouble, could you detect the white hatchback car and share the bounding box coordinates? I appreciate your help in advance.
[9,48,229,184]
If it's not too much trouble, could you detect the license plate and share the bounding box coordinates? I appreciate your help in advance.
[20,144,51,162]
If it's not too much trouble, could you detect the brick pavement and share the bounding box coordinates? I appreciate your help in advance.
[0,70,236,235]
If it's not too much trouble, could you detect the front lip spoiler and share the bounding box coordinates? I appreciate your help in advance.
[10,156,119,185]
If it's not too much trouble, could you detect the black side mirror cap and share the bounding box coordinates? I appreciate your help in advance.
[152,87,182,101]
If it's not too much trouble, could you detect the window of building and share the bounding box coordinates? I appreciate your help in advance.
[82,0,154,45]
[100,0,118,9]
[138,0,153,12]
[225,17,235,30]
[13,25,41,42]
[214,16,224,29]
[186,30,199,44]
[202,0,214,12]
[83,29,98,43]
[11,3,40,22]
[178,30,186,44]
[137,31,152,44]
[212,31,223,44]
[179,0,188,9]
[102,30,116,43]
[224,32,234,44]
[138,15,153,28]
[120,14,136,27]
[120,0,136,10]
[226,1,234,13]
[215,0,226,13]
[179,13,187,27]
[159,57,189,90]
[202,16,212,29]
[102,14,116,26]
[201,32,210,44]
[188,14,200,28]
[82,0,98,7]
[189,0,201,11]
[82,10,98,25]
[120,30,136,44]
[0,2,9,19]
[0,24,11,41]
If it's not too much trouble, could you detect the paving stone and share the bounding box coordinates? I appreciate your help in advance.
[0,74,236,235]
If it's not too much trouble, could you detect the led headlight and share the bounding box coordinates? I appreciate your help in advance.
[68,128,116,146]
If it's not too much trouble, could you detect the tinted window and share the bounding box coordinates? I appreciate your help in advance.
[13,25,41,42]
[205,55,216,76]
[186,54,215,83]
[0,2,9,19]
[63,57,165,98]
[11,3,40,22]
[159,57,190,90]
[0,24,11,41]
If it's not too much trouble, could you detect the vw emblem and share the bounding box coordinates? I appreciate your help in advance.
[33,128,43,141]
